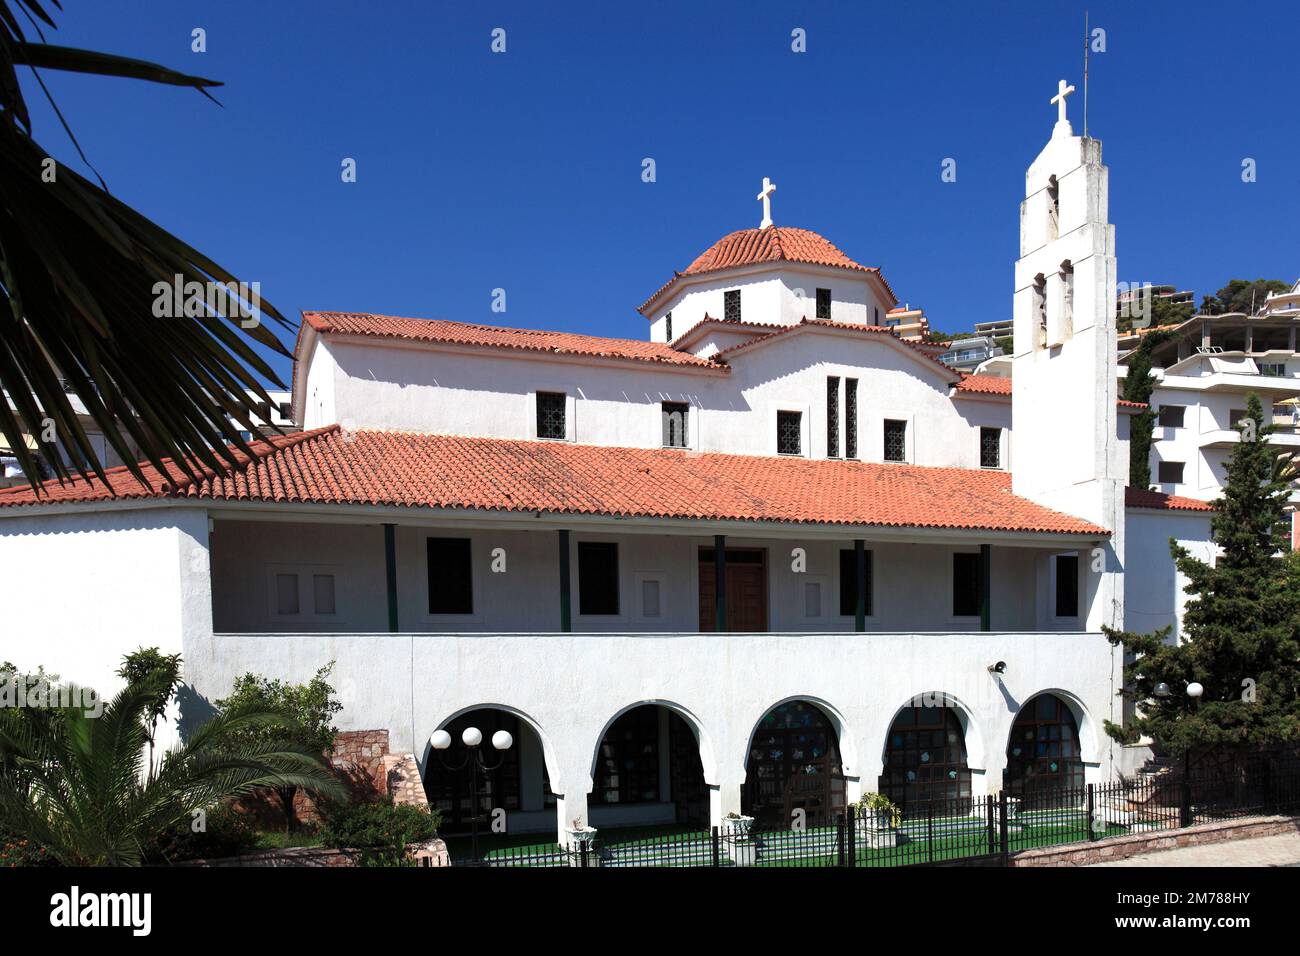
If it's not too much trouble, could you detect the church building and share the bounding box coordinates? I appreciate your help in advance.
[0,83,1214,841]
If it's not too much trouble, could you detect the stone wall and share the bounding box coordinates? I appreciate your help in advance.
[1010,814,1300,866]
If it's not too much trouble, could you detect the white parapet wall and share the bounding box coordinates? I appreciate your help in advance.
[189,629,1122,835]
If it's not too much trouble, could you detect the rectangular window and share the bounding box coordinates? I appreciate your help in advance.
[816,288,831,320]
[826,377,840,458]
[1158,405,1186,428]
[845,378,858,458]
[952,552,983,617]
[980,427,1001,469]
[777,410,802,455]
[1260,362,1287,377]
[884,419,907,462]
[428,537,473,614]
[662,401,689,448]
[665,312,673,343]
[536,391,566,440]
[724,289,741,323]
[312,574,336,615]
[275,573,300,615]
[874,307,880,324]
[1157,461,1185,484]
[278,401,293,421]
[839,549,874,616]
[1055,554,1079,618]
[578,542,619,615]
[1230,409,1249,429]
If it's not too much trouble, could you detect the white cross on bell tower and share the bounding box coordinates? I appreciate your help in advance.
[756,177,776,229]
[1050,78,1075,137]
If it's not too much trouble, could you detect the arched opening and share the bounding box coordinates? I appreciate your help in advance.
[1046,174,1060,239]
[1004,693,1085,798]
[744,700,846,828]
[880,697,972,812]
[590,704,708,828]
[423,707,556,835]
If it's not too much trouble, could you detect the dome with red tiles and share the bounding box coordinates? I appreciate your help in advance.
[639,225,895,314]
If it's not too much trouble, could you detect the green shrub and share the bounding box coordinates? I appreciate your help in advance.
[319,800,440,867]
[143,804,261,863]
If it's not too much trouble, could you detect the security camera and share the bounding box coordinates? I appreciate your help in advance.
[988,661,1007,674]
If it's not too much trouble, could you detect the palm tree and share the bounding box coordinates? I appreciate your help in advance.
[1,0,292,492]
[0,673,345,865]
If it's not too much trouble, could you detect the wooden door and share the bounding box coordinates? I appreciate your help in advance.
[698,548,768,632]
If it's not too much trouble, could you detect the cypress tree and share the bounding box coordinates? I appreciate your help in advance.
[1106,394,1300,755]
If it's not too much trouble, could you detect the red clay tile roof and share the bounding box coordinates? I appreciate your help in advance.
[953,375,1152,412]
[954,374,1012,395]
[1124,487,1215,512]
[639,226,897,314]
[0,427,1108,536]
[301,312,722,370]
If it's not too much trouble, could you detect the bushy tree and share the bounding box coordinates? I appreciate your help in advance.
[116,647,182,779]
[1202,279,1291,316]
[1106,395,1300,755]
[216,663,342,833]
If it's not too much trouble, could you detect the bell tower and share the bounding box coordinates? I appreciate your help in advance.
[1011,79,1124,631]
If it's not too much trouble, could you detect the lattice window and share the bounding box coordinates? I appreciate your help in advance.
[980,426,1001,469]
[724,289,741,323]
[845,378,858,458]
[826,377,840,458]
[880,702,971,812]
[884,419,907,462]
[536,391,566,440]
[1004,694,1085,799]
[777,410,802,455]
[665,311,673,343]
[816,288,831,320]
[662,401,689,448]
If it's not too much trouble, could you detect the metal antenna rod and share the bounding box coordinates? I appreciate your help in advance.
[1084,9,1090,137]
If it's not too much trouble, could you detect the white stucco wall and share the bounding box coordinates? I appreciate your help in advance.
[186,628,1122,838]
[306,330,1008,470]
[0,506,212,751]
[646,264,894,343]
[1122,508,1214,643]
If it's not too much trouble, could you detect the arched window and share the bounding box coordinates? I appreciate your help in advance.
[592,706,708,824]
[880,699,971,812]
[1033,273,1048,348]
[1047,175,1060,239]
[744,701,845,828]
[1004,693,1085,798]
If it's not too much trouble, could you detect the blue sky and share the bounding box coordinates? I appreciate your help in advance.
[20,0,1299,386]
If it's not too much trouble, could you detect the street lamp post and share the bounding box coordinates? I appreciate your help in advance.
[1155,681,1202,826]
[430,725,513,859]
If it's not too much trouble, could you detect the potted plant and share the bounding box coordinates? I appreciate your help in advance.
[852,792,901,848]
[564,817,598,849]
[721,810,755,838]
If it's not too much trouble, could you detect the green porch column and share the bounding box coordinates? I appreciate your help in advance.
[714,534,726,632]
[383,523,399,632]
[558,529,572,632]
[979,543,992,632]
[854,539,866,632]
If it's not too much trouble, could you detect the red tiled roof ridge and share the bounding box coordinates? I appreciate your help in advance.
[638,225,898,315]
[1124,487,1215,512]
[713,318,961,380]
[0,427,1109,536]
[300,311,723,371]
